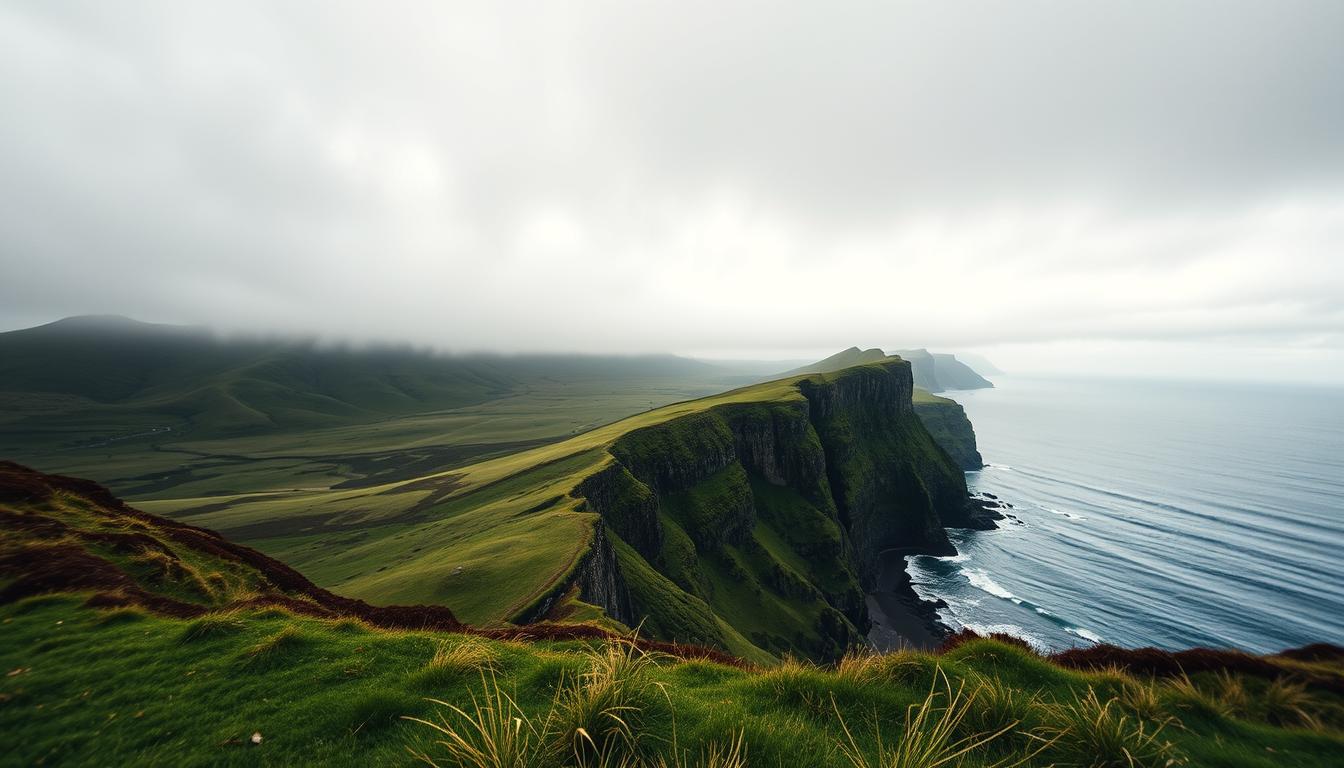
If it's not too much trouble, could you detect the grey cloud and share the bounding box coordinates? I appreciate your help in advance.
[1,1,1343,379]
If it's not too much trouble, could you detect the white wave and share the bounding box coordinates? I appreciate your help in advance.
[958,622,1048,652]
[1042,506,1086,521]
[1065,626,1103,644]
[962,568,1016,600]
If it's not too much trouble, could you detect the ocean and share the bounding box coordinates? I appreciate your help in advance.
[906,374,1344,654]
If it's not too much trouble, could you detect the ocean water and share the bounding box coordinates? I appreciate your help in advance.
[907,375,1344,654]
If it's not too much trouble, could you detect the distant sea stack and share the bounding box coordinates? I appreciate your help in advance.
[913,391,984,470]
[892,349,994,392]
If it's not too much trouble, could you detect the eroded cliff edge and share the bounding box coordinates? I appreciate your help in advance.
[914,393,984,471]
[566,359,979,662]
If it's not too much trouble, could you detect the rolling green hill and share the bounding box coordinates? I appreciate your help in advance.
[4,461,1341,767]
[0,315,725,443]
[0,316,739,500]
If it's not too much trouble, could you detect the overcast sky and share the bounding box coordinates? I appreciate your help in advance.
[2,2,1343,381]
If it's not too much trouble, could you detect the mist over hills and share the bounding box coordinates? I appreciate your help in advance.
[0,319,995,487]
[0,316,729,440]
[0,318,994,450]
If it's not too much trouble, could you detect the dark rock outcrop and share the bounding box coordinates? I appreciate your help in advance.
[575,524,633,625]
[574,463,662,558]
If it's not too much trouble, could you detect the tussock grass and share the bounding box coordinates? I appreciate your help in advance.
[651,731,747,768]
[865,649,943,688]
[342,690,422,735]
[410,640,665,768]
[1081,664,1138,700]
[240,626,310,667]
[1163,672,1228,720]
[834,648,885,685]
[1117,678,1170,724]
[413,637,500,689]
[178,610,246,643]
[93,606,148,625]
[546,640,662,765]
[329,617,372,634]
[249,606,297,621]
[1041,687,1182,768]
[961,674,1048,752]
[834,668,1040,768]
[408,640,666,767]
[130,549,217,601]
[755,656,835,717]
[406,671,543,768]
[1259,677,1319,728]
[1213,671,1251,718]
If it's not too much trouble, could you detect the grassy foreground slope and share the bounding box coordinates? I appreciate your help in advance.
[130,358,973,663]
[5,442,1344,767]
[7,595,1344,768]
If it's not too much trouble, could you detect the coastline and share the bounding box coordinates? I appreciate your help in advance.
[865,551,950,652]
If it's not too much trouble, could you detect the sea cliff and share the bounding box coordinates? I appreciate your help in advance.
[570,360,975,661]
[914,392,984,470]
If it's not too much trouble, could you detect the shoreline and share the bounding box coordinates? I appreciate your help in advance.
[865,551,951,652]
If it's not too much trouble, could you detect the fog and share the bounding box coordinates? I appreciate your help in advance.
[2,2,1342,382]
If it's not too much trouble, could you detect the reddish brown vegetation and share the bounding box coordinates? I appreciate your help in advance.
[939,628,1035,654]
[940,627,1344,694]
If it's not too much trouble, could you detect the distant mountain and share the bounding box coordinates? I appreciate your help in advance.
[892,349,993,392]
[0,316,719,440]
[953,351,1004,377]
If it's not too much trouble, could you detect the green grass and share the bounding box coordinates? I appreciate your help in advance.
[8,359,969,664]
[3,597,1340,767]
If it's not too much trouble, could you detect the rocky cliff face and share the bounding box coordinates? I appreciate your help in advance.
[914,398,984,471]
[575,524,633,624]
[568,360,973,662]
